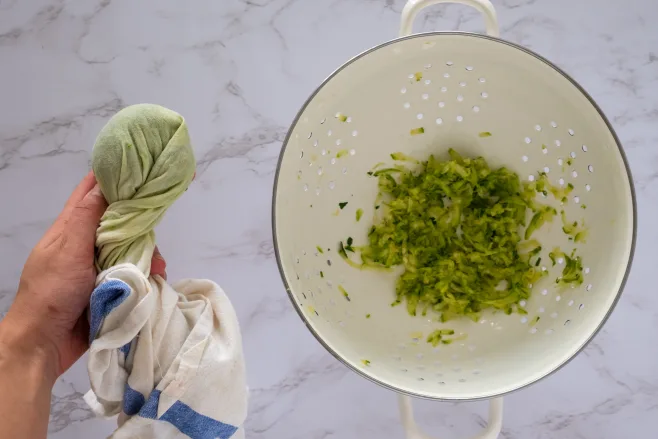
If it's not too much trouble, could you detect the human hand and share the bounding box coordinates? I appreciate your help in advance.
[0,171,167,379]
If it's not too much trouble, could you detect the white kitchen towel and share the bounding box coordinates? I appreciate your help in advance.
[84,263,248,439]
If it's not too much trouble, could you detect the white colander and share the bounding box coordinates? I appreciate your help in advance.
[272,0,636,437]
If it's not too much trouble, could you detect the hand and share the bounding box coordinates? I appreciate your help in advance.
[0,171,167,379]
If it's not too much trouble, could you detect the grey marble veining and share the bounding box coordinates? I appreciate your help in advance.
[1,0,657,438]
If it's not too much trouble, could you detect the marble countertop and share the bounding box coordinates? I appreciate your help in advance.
[1,0,657,437]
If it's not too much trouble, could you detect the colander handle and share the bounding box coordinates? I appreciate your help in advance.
[399,395,504,439]
[399,0,499,37]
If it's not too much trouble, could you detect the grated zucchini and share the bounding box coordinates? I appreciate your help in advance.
[339,149,587,322]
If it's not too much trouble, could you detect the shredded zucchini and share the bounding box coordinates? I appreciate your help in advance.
[338,148,593,322]
[550,247,585,286]
[525,205,557,239]
[427,329,456,347]
[558,253,584,286]
[547,246,585,286]
[527,172,574,201]
[561,210,588,243]
[338,285,351,301]
[391,152,420,163]
[338,149,586,322]
[348,148,552,321]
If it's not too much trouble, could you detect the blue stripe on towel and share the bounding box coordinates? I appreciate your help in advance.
[160,399,238,439]
[125,386,238,439]
[120,341,132,356]
[123,384,146,416]
[88,279,132,343]
[138,389,160,420]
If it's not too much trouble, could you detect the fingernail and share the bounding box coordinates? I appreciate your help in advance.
[84,184,107,208]
[90,184,103,197]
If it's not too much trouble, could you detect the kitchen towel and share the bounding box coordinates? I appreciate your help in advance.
[84,104,247,439]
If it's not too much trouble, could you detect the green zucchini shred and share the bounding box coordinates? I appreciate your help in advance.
[548,246,585,287]
[338,285,351,301]
[557,253,584,286]
[391,152,420,163]
[426,329,456,347]
[525,206,557,239]
[527,172,574,201]
[561,210,588,243]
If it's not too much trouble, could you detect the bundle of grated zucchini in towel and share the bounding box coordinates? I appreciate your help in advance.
[85,104,248,439]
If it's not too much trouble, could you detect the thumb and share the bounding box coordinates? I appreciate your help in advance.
[68,184,108,248]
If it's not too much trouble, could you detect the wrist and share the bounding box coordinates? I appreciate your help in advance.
[0,315,58,390]
[0,315,57,439]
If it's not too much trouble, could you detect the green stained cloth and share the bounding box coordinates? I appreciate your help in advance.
[92,104,196,274]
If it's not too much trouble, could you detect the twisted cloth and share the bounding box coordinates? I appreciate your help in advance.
[84,104,247,439]
[92,104,195,274]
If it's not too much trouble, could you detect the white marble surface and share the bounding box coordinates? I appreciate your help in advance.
[1,0,657,437]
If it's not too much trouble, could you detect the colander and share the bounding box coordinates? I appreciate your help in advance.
[272,0,636,437]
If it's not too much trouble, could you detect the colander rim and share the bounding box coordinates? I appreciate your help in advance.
[271,31,637,401]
